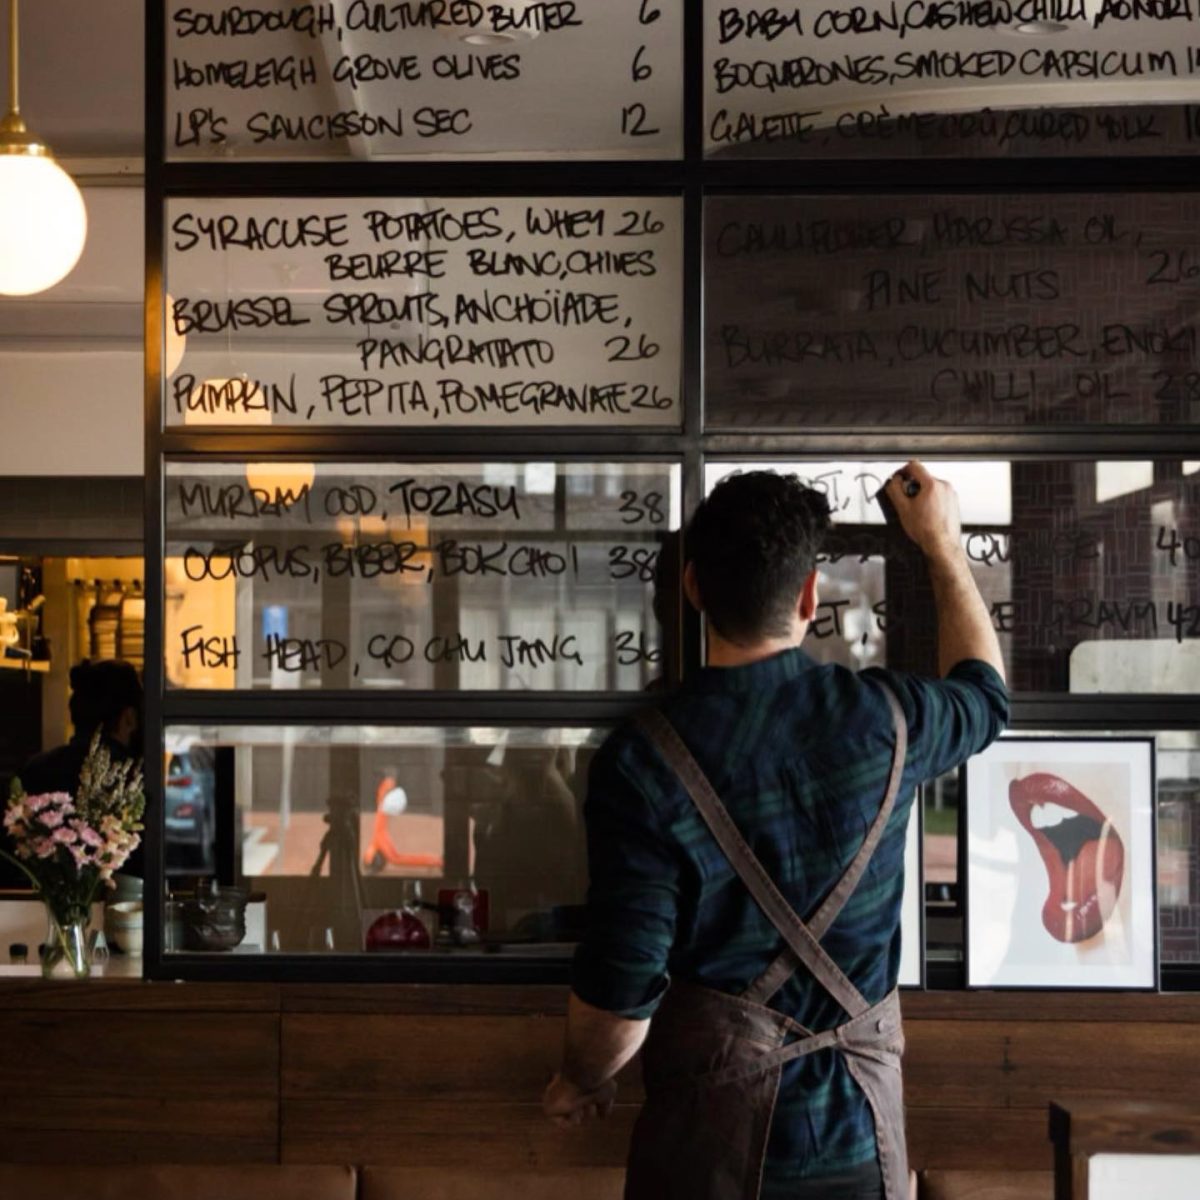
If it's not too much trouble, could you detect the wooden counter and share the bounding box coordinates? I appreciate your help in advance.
[2,978,1198,1172]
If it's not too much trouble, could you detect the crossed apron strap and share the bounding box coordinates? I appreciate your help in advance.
[636,681,908,1020]
[745,684,909,1005]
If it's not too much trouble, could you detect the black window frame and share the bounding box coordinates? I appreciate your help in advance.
[144,1,1200,987]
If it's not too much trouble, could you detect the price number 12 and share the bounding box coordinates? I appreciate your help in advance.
[622,0,661,138]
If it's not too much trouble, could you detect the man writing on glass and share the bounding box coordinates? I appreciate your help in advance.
[544,462,1008,1200]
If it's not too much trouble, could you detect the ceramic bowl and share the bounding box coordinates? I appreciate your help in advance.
[104,900,144,956]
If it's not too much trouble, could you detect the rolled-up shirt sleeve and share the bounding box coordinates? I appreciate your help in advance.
[571,740,679,1020]
[867,658,1009,783]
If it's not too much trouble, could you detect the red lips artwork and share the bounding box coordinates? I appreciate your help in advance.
[1009,773,1125,944]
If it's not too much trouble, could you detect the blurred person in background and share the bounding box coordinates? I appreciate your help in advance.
[19,659,144,877]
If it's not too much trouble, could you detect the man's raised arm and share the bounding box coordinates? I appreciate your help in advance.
[885,460,1006,683]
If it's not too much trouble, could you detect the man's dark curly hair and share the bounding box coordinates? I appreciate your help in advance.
[684,472,832,644]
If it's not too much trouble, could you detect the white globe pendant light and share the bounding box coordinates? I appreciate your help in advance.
[0,0,87,296]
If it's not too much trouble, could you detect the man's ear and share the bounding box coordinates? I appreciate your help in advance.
[797,568,819,623]
[683,561,704,614]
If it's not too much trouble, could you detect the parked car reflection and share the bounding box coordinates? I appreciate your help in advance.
[165,744,215,875]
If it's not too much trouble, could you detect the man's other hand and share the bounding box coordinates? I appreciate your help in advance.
[543,1072,617,1127]
[886,460,963,561]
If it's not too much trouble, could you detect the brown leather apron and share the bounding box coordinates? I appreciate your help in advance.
[624,686,910,1200]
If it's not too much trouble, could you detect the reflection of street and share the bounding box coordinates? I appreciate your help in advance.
[926,833,956,885]
[242,812,444,878]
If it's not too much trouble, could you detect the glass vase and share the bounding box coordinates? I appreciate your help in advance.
[42,906,91,980]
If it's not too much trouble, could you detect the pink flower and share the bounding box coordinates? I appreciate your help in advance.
[33,837,57,859]
[26,792,72,813]
[39,809,65,829]
[77,826,104,849]
[51,826,78,845]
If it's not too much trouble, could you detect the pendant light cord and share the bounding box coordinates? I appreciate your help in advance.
[6,0,17,117]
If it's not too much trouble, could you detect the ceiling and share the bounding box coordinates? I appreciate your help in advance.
[0,1,143,158]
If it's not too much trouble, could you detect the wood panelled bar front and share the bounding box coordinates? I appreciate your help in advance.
[3,979,1200,1174]
[1050,1099,1200,1200]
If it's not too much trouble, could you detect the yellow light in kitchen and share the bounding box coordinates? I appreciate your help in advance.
[0,0,87,296]
[164,294,187,376]
[245,462,316,497]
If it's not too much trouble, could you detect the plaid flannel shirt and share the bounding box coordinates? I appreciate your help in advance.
[573,649,1008,1185]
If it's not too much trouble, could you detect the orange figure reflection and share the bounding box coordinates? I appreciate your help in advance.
[363,774,444,874]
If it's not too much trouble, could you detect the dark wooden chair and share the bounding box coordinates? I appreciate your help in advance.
[1050,1099,1200,1200]
[920,1169,1054,1199]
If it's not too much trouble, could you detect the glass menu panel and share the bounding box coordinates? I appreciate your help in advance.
[167,0,682,160]
[165,460,681,691]
[165,195,683,429]
[163,723,605,956]
[705,0,1200,159]
[706,193,1200,428]
[706,460,1200,693]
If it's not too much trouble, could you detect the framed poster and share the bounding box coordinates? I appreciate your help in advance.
[965,738,1157,990]
[899,793,923,989]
